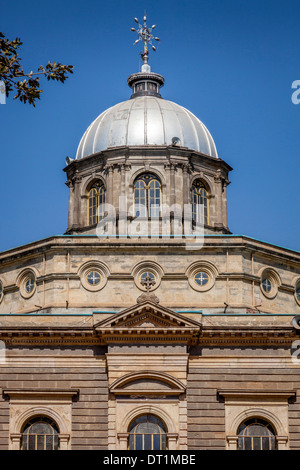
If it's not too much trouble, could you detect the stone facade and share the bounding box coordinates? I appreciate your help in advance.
[64,146,231,236]
[0,59,300,451]
[0,232,299,450]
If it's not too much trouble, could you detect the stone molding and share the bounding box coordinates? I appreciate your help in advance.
[4,389,78,450]
[218,388,294,450]
[109,371,186,396]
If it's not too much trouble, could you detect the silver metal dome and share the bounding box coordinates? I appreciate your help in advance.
[76,96,218,159]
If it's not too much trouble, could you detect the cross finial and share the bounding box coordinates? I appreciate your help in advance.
[130,14,160,71]
[141,274,156,292]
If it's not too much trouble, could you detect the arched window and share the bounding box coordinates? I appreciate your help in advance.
[128,414,167,450]
[237,418,276,450]
[88,180,105,226]
[134,174,161,217]
[192,180,208,225]
[21,416,59,450]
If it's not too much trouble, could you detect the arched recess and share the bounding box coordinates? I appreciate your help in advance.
[16,267,40,287]
[77,260,110,291]
[190,177,210,226]
[129,168,166,189]
[110,371,186,396]
[228,407,289,450]
[85,178,106,226]
[10,406,70,450]
[121,405,177,437]
[81,175,106,196]
[15,407,68,436]
[258,267,281,299]
[111,371,185,450]
[190,174,213,194]
[230,408,285,437]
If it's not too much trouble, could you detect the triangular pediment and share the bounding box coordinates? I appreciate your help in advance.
[94,300,201,344]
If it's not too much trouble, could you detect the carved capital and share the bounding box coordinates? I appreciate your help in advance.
[65,179,74,189]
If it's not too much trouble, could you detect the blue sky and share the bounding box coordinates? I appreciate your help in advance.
[1,0,299,252]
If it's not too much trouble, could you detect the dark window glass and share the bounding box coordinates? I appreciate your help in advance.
[134,174,161,217]
[237,418,276,451]
[136,83,145,92]
[262,278,272,293]
[88,180,105,226]
[21,416,59,451]
[128,414,167,450]
[192,180,208,225]
[194,272,209,286]
[148,82,157,92]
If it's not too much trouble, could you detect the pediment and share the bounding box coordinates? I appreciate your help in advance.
[109,371,186,396]
[94,300,201,344]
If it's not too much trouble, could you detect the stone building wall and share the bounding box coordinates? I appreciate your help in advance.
[187,345,300,450]
[0,236,299,316]
[0,345,108,450]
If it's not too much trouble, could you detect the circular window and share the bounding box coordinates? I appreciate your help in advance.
[139,271,157,291]
[78,261,109,292]
[18,271,37,299]
[194,271,209,287]
[140,271,156,287]
[132,262,163,292]
[186,261,217,292]
[86,270,102,286]
[260,269,280,299]
[25,277,35,294]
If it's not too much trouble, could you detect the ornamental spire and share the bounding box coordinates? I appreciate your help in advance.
[130,13,160,72]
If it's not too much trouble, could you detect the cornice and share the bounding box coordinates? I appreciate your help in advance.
[0,235,299,266]
[200,325,297,346]
[2,388,79,400]
[0,323,297,347]
[217,389,296,399]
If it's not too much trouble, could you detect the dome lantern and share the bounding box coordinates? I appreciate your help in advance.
[128,13,164,99]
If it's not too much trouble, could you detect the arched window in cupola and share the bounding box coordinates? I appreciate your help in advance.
[88,180,105,226]
[134,173,161,217]
[192,180,209,225]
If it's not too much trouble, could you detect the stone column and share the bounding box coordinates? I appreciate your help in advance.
[182,164,190,206]
[222,180,229,229]
[120,163,126,198]
[66,180,74,231]
[214,171,223,230]
[72,174,82,229]
[107,164,114,206]
[119,163,127,236]
[170,163,176,206]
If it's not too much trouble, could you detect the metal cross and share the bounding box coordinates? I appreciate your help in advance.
[88,272,100,285]
[262,279,271,292]
[26,279,34,292]
[196,273,208,285]
[130,14,160,65]
[141,274,156,292]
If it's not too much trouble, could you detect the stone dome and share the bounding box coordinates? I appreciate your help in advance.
[76,96,218,159]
